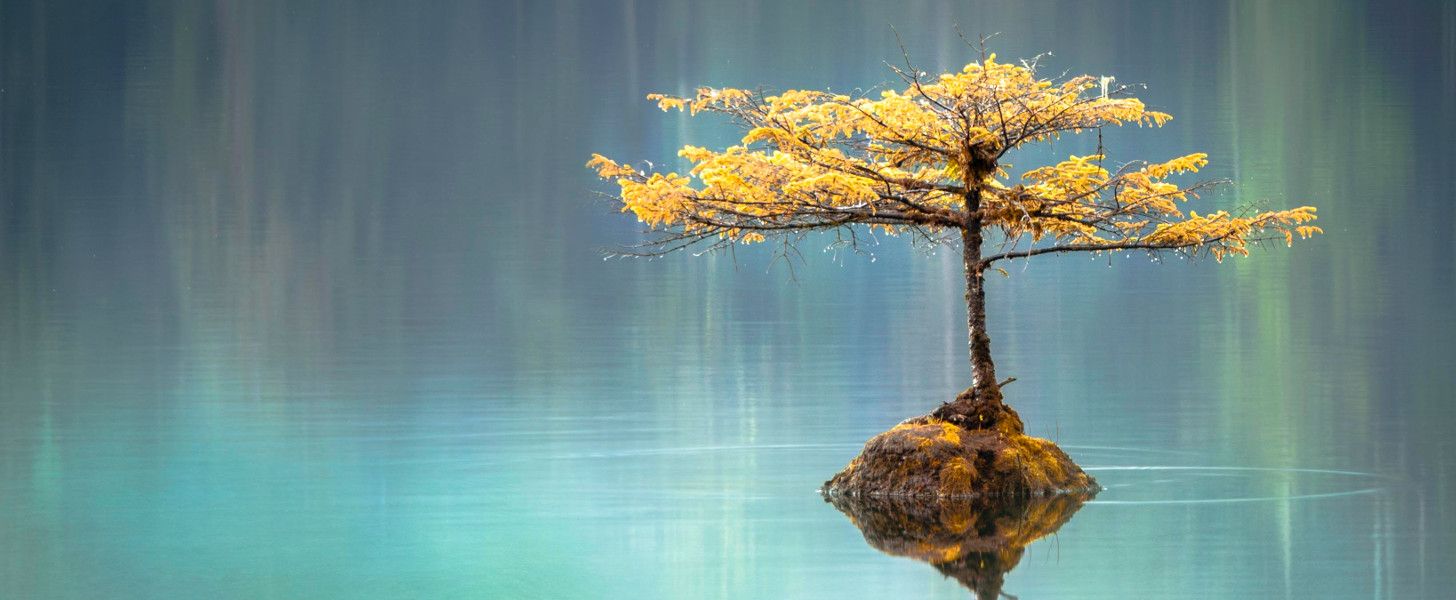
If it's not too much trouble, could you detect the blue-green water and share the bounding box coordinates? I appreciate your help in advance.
[2,1,1454,598]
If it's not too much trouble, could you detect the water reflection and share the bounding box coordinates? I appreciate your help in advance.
[826,492,1094,599]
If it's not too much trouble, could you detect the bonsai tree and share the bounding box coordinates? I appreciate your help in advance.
[589,50,1320,497]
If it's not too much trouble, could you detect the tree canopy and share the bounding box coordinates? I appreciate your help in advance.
[588,52,1321,265]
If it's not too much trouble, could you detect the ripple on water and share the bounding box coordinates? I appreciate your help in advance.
[1081,465,1387,506]
[530,442,1389,506]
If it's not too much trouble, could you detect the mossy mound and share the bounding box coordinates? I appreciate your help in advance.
[823,395,1097,498]
[825,490,1093,600]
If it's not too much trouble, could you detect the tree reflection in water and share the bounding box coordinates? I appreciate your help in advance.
[825,491,1094,599]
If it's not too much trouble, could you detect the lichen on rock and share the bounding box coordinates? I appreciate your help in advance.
[823,391,1097,498]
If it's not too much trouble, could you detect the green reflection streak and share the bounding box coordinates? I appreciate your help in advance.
[1223,5,1412,595]
[1222,0,1406,467]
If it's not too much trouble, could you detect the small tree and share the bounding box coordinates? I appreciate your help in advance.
[589,50,1319,424]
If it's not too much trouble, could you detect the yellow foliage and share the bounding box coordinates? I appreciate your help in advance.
[590,53,1319,257]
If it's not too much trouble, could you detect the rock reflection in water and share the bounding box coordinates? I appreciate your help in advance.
[825,491,1094,599]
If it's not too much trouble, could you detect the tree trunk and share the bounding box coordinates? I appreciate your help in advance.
[932,185,1020,431]
[960,220,1002,407]
[960,186,1001,406]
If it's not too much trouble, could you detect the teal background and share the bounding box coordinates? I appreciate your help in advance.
[2,1,1453,598]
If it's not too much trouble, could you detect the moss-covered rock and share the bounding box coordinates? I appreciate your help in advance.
[825,489,1093,600]
[823,394,1097,498]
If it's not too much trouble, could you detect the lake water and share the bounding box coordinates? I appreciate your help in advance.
[2,1,1454,598]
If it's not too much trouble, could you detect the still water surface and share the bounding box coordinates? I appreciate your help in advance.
[2,1,1454,598]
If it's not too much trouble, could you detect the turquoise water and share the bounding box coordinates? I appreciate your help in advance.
[2,1,1454,598]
